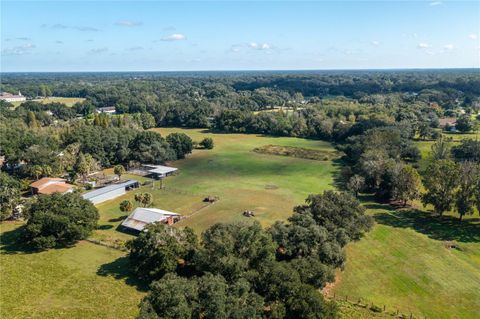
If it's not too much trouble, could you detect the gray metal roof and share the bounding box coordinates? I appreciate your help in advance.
[121,207,180,231]
[82,180,138,200]
[143,164,178,175]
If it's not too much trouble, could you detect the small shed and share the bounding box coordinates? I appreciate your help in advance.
[121,207,181,232]
[142,164,178,179]
[82,179,139,204]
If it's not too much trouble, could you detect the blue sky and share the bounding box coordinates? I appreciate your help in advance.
[1,1,479,71]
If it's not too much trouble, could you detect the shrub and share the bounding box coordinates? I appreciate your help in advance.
[119,200,133,212]
[200,137,214,149]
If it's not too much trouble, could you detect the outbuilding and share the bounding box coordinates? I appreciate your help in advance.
[30,177,74,195]
[82,179,139,204]
[121,207,181,232]
[142,164,178,179]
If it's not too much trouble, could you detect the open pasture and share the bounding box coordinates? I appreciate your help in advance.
[10,97,85,107]
[0,222,144,319]
[94,128,340,238]
[330,200,480,318]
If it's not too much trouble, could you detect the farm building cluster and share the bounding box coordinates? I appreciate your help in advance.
[26,164,182,233]
[121,207,181,232]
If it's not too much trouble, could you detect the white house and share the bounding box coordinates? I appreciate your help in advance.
[96,106,116,114]
[0,92,26,102]
[121,207,181,232]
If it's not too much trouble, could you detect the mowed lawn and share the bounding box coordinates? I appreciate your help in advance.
[94,128,340,238]
[0,222,145,319]
[331,200,480,318]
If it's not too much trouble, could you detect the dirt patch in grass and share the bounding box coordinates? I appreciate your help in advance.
[253,144,340,161]
[265,184,279,190]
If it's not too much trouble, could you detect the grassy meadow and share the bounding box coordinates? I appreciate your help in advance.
[93,128,340,240]
[0,222,144,319]
[1,128,479,318]
[330,199,480,319]
[1,129,341,318]
[10,97,85,107]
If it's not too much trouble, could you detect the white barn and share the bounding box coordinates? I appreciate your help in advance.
[82,180,139,204]
[121,207,181,232]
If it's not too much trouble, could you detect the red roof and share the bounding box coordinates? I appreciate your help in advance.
[30,177,73,194]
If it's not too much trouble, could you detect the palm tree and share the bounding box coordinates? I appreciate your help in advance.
[30,165,43,180]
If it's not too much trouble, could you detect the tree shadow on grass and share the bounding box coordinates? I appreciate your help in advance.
[331,158,348,190]
[374,209,480,243]
[97,224,114,230]
[108,215,127,223]
[97,256,148,292]
[0,226,37,254]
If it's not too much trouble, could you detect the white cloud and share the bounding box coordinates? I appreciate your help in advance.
[161,33,186,41]
[371,40,380,46]
[417,42,430,49]
[248,42,271,50]
[48,24,99,32]
[52,23,68,29]
[229,45,242,53]
[228,42,275,53]
[88,47,108,54]
[468,33,478,40]
[127,46,144,51]
[1,43,36,56]
[429,1,442,7]
[73,26,99,32]
[443,44,454,50]
[115,20,142,27]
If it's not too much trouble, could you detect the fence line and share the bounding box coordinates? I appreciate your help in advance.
[329,293,425,319]
[84,238,127,252]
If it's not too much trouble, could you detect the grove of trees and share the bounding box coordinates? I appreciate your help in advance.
[127,191,373,319]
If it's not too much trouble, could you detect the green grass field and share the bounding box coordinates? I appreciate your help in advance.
[10,97,85,107]
[331,198,480,319]
[93,128,340,239]
[1,128,479,318]
[415,131,480,170]
[1,129,340,318]
[0,222,144,319]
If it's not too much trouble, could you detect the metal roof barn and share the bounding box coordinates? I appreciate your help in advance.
[82,180,139,204]
[143,164,178,178]
[121,207,180,232]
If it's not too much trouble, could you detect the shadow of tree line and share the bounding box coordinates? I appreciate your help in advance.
[374,209,480,243]
[1,224,147,291]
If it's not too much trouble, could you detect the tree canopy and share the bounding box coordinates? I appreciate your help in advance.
[23,193,99,249]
